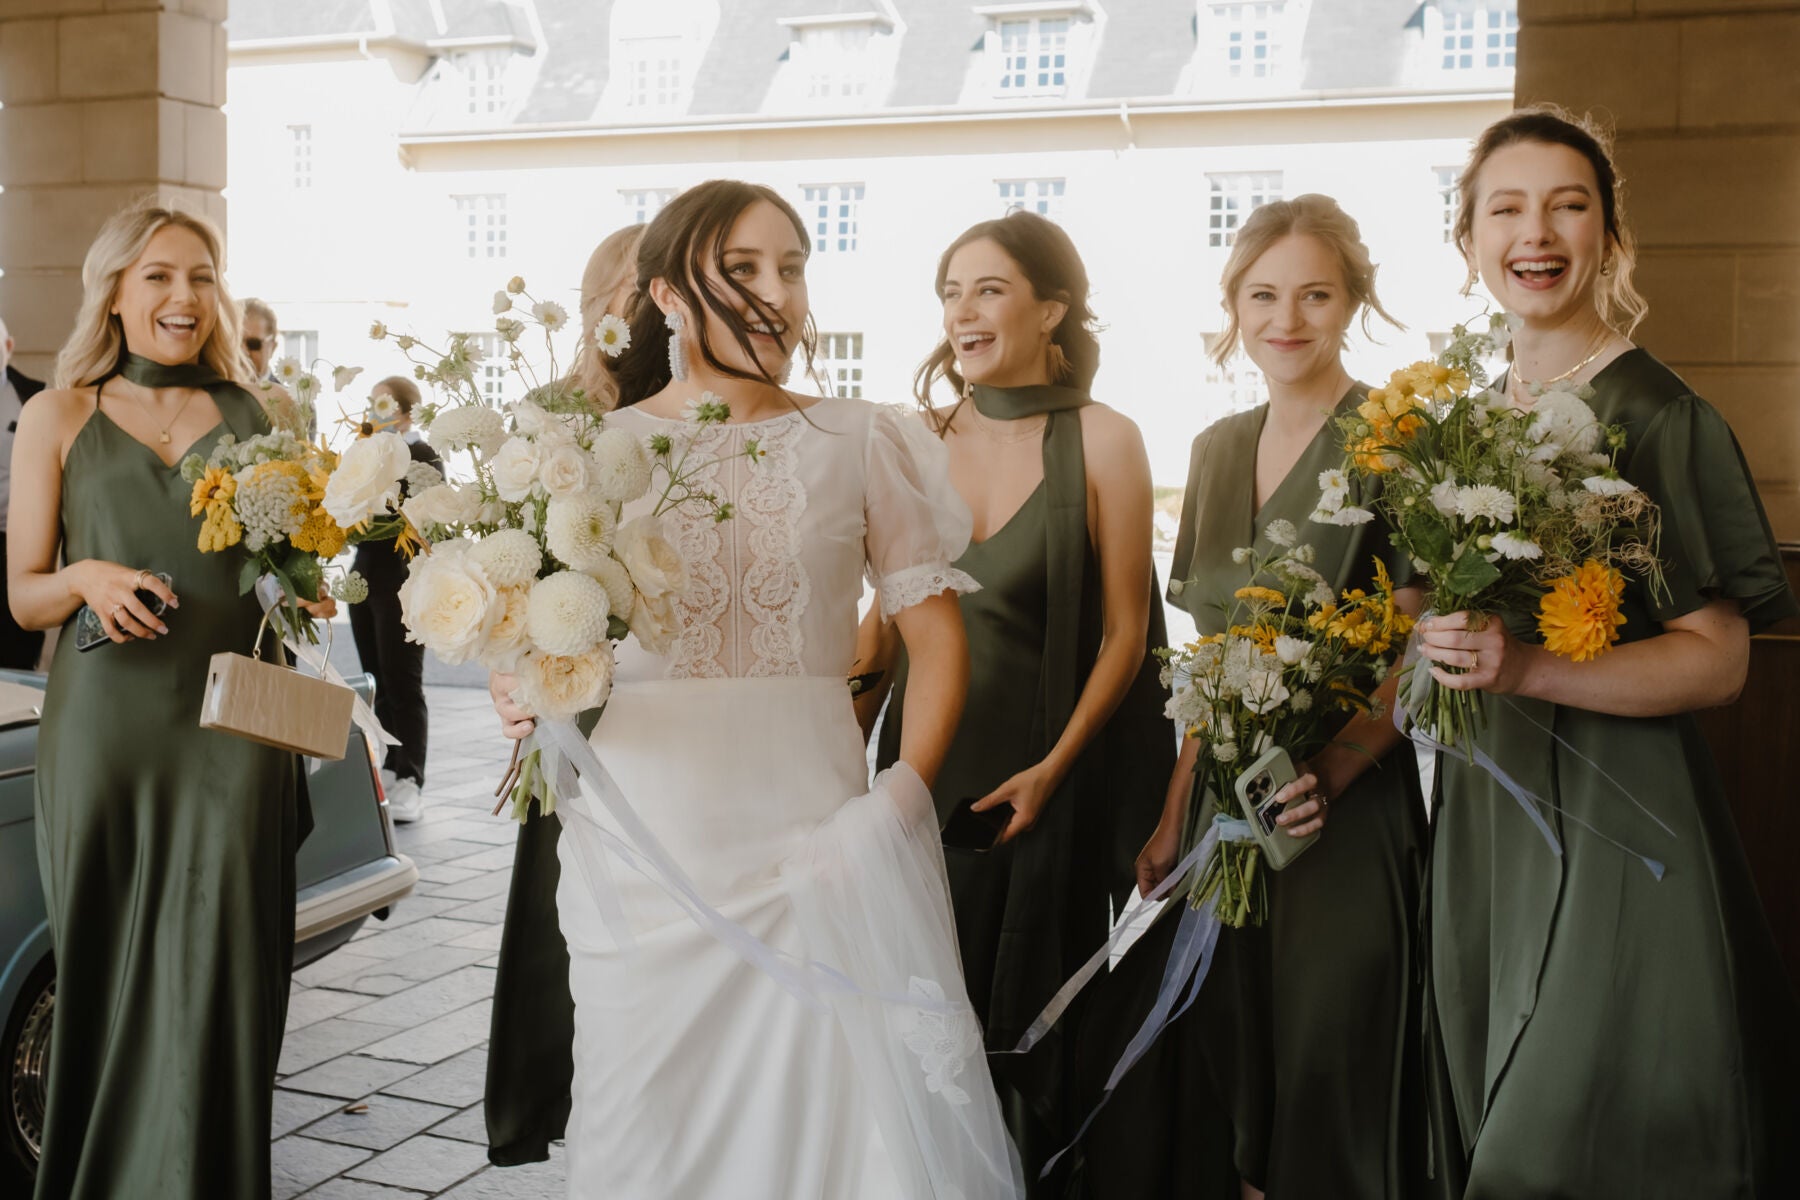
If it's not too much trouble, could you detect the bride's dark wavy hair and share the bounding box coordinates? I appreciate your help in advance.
[611,180,819,408]
[913,210,1101,434]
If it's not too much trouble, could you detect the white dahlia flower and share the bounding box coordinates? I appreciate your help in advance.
[589,427,655,503]
[1453,484,1517,526]
[468,528,543,588]
[526,571,612,658]
[545,490,617,572]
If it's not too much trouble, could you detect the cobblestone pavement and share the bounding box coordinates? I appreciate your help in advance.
[274,685,564,1199]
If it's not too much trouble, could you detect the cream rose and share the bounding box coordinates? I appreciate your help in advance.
[629,589,681,657]
[539,442,591,498]
[614,514,688,600]
[490,436,542,502]
[323,431,411,527]
[478,583,533,671]
[397,544,498,665]
[403,481,480,530]
[513,643,615,719]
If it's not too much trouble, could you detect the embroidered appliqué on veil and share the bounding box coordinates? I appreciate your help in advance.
[897,976,982,1107]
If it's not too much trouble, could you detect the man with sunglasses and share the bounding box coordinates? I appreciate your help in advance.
[242,296,279,381]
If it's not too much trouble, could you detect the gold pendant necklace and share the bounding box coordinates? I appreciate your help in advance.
[117,381,198,444]
[1512,325,1616,403]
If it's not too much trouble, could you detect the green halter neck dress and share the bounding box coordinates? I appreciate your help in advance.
[877,382,1174,1190]
[33,355,304,1200]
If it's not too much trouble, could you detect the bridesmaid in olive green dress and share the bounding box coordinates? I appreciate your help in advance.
[861,211,1171,1192]
[1082,195,1431,1200]
[1415,109,1798,1198]
[8,206,309,1199]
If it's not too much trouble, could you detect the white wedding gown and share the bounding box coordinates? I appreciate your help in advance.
[553,396,1025,1199]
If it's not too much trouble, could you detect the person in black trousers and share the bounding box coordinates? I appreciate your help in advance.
[1,315,48,670]
[351,375,441,821]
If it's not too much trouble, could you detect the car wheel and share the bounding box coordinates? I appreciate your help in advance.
[2,956,52,1188]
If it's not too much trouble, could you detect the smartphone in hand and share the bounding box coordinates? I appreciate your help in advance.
[1232,745,1318,870]
[74,571,173,652]
[940,795,1013,853]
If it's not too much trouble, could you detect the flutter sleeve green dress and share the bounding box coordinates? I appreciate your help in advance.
[32,371,302,1200]
[1428,349,1800,1199]
[1079,386,1428,1200]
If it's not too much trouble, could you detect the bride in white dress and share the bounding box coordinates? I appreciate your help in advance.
[490,181,1025,1200]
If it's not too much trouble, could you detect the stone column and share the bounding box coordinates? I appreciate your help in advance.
[1516,0,1800,538]
[0,0,228,381]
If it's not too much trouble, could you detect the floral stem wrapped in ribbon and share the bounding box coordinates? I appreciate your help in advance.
[1312,314,1664,749]
[1161,520,1412,927]
[380,277,754,819]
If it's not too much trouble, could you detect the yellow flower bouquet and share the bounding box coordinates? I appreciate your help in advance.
[1314,315,1664,748]
[1162,521,1413,926]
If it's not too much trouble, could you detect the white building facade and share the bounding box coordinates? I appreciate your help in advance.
[225,0,1515,488]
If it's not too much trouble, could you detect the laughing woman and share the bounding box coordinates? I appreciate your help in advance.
[1416,106,1799,1199]
[860,211,1172,1190]
[8,204,309,1198]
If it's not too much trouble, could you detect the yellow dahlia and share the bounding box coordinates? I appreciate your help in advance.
[1233,585,1288,608]
[1538,559,1627,662]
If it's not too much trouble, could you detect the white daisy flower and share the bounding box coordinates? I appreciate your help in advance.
[594,313,632,358]
[1491,530,1544,561]
[1212,740,1239,764]
[370,392,401,423]
[1329,505,1376,526]
[1264,518,1298,548]
[273,356,303,384]
[368,321,388,340]
[1581,474,1639,496]
[532,300,569,333]
[1453,484,1517,526]
[1318,467,1349,494]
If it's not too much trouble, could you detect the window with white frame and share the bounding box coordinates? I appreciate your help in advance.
[622,188,676,226]
[289,125,311,189]
[1206,172,1282,248]
[280,329,319,370]
[817,333,864,399]
[1201,334,1265,417]
[1211,2,1285,80]
[797,23,874,101]
[995,16,1070,97]
[622,36,688,112]
[453,195,508,260]
[998,178,1066,221]
[456,50,509,117]
[1439,0,1517,71]
[803,184,864,253]
[1435,166,1461,243]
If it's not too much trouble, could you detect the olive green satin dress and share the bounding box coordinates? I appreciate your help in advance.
[33,378,301,1199]
[1428,350,1800,1198]
[1081,387,1429,1200]
[877,384,1173,1193]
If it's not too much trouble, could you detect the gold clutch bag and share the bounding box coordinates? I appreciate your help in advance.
[199,649,355,760]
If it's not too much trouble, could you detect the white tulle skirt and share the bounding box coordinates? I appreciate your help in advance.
[555,676,1022,1200]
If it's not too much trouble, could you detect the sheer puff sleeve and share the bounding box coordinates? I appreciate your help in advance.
[864,404,981,620]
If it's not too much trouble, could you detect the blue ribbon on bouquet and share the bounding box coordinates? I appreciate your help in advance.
[1396,639,1671,881]
[997,819,1253,1180]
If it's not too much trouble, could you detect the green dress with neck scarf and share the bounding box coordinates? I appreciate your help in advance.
[1078,386,1429,1200]
[877,383,1174,1192]
[1427,350,1800,1198]
[33,357,303,1200]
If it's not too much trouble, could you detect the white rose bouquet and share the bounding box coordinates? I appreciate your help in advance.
[1162,521,1414,927]
[1313,315,1664,749]
[376,278,755,818]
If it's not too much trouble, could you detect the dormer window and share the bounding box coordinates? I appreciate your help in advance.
[770,12,899,113]
[607,0,717,119]
[455,50,510,117]
[1192,0,1305,91]
[976,4,1095,100]
[1430,0,1517,73]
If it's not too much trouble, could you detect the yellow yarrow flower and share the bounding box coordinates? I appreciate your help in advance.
[1538,559,1627,662]
[1232,585,1288,608]
[292,507,348,557]
[197,504,242,552]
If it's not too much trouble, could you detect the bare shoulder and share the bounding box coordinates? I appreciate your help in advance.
[1077,402,1148,468]
[16,386,96,435]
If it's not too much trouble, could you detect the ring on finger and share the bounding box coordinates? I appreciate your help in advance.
[133,569,147,591]
[1470,649,1480,672]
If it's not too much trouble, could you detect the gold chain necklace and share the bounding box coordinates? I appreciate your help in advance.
[957,387,1046,444]
[1511,325,1616,404]
[111,380,199,445]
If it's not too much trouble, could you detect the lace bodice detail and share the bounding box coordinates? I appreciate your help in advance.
[607,397,977,684]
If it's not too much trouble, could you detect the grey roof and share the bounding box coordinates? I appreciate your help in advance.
[232,1,1477,126]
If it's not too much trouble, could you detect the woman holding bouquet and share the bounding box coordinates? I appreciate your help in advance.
[1415,106,1799,1197]
[856,210,1172,1191]
[487,180,1023,1198]
[1085,195,1430,1200]
[7,203,310,1198]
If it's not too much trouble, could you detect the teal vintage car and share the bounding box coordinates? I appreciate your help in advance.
[0,671,418,1188]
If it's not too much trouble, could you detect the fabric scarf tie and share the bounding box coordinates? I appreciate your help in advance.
[112,352,229,392]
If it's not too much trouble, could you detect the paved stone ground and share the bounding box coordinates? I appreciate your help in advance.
[273,684,564,1199]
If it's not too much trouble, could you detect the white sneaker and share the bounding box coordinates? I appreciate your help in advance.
[379,768,398,796]
[387,778,425,824]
